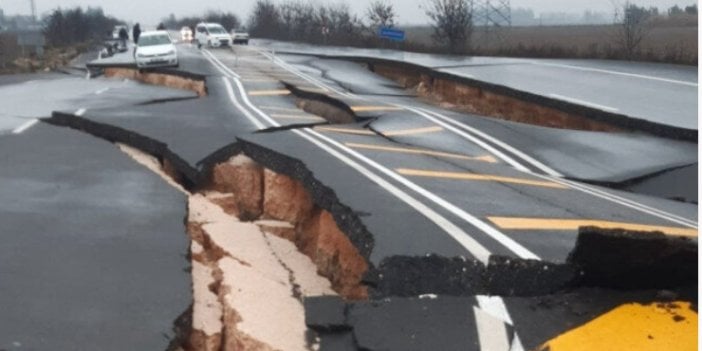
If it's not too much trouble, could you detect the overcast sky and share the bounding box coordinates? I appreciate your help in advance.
[0,0,693,26]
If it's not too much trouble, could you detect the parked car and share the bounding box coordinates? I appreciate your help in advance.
[230,29,249,45]
[134,31,178,69]
[195,23,232,48]
[180,26,193,42]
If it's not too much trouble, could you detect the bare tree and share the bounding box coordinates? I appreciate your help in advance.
[366,0,396,30]
[425,0,473,53]
[613,1,655,59]
[248,0,281,38]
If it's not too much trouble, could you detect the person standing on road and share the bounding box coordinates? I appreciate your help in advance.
[118,27,128,49]
[132,23,141,44]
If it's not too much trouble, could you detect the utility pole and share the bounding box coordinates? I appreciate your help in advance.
[472,0,511,47]
[30,0,37,23]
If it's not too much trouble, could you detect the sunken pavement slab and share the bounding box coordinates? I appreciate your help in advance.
[0,123,190,350]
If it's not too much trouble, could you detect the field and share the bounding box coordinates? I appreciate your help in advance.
[403,17,698,65]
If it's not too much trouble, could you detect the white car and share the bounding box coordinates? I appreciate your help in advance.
[180,26,193,42]
[230,29,249,45]
[195,23,232,48]
[135,31,179,69]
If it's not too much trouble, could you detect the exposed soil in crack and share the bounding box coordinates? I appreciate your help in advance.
[369,62,622,132]
[102,67,207,97]
[117,140,367,350]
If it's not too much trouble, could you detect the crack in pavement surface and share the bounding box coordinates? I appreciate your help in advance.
[1,42,697,351]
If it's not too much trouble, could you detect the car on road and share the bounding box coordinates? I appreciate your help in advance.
[180,26,193,42]
[195,23,232,48]
[230,29,250,45]
[134,30,178,69]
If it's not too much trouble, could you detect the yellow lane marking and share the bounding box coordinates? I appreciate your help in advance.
[487,217,698,237]
[271,114,325,121]
[346,143,497,163]
[259,106,302,113]
[248,89,291,96]
[537,302,697,351]
[351,106,404,112]
[397,168,567,189]
[298,87,329,93]
[315,126,375,135]
[383,126,443,137]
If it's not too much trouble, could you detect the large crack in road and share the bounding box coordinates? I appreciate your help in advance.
[2,44,697,350]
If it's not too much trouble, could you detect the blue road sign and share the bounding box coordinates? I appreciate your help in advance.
[378,27,405,42]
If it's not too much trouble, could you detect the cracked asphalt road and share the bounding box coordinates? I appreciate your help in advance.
[0,41,697,350]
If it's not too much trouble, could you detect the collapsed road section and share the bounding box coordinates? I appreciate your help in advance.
[2,43,697,350]
[45,106,698,350]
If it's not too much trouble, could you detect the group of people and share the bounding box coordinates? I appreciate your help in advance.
[117,22,168,45]
[117,23,142,45]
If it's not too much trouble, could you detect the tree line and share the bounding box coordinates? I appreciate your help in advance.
[160,11,241,32]
[42,7,121,47]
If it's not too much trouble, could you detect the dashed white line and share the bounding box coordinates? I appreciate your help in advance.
[548,93,619,112]
[474,306,512,351]
[476,295,514,325]
[11,119,39,134]
[95,87,110,95]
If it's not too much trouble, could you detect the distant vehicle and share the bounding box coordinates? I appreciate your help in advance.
[180,26,193,42]
[195,23,232,48]
[230,29,249,45]
[112,25,129,40]
[134,31,178,69]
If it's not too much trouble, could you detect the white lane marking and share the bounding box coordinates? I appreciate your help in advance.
[202,49,241,78]
[413,108,697,228]
[510,334,526,351]
[415,107,564,177]
[548,93,619,113]
[294,128,492,264]
[257,49,354,98]
[399,105,533,173]
[306,128,540,260]
[541,175,698,228]
[94,87,110,95]
[477,295,514,325]
[534,61,698,87]
[75,108,87,116]
[12,119,39,134]
[222,77,266,129]
[474,306,511,351]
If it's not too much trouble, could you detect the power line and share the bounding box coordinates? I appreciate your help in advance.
[472,0,511,27]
